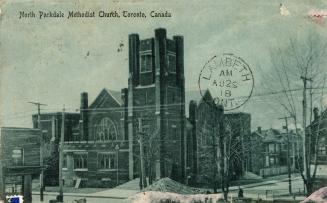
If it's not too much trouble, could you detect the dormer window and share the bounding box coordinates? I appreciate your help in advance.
[140,54,152,73]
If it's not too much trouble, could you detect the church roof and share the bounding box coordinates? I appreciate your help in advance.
[198,89,214,105]
[89,88,122,109]
[104,88,123,105]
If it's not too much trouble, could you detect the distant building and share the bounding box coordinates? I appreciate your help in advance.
[0,127,42,203]
[257,128,302,177]
[248,127,264,175]
[188,91,224,186]
[224,112,251,178]
[32,112,80,186]
[308,107,327,190]
[187,91,250,187]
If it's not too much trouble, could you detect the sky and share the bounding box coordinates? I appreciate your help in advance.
[1,0,327,130]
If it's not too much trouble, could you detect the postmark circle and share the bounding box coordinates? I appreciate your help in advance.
[198,53,254,111]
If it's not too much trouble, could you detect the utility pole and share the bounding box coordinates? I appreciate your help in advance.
[240,117,245,174]
[28,101,47,202]
[115,144,120,186]
[300,76,312,194]
[279,116,293,195]
[218,106,226,200]
[58,106,65,202]
[138,118,147,189]
[212,112,218,193]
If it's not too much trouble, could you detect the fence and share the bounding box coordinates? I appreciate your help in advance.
[235,188,305,202]
[259,166,289,177]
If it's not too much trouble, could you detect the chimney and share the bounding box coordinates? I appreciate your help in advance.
[313,107,319,121]
[257,126,262,134]
[129,34,140,86]
[121,88,128,140]
[80,92,88,141]
[173,35,184,86]
[189,100,197,124]
[154,28,167,77]
[188,100,197,174]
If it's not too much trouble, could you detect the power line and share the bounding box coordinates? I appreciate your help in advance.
[2,86,326,123]
[6,86,327,115]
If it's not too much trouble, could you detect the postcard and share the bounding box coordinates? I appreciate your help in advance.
[1,0,327,203]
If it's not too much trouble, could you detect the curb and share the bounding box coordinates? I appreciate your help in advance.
[32,192,127,199]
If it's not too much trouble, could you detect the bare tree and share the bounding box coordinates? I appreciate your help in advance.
[219,114,251,201]
[311,76,326,182]
[196,98,251,200]
[195,100,224,193]
[144,129,160,185]
[259,32,327,195]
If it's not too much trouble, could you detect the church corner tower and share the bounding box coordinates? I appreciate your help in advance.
[127,28,186,182]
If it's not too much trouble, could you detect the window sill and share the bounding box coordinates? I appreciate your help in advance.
[74,169,88,172]
[101,178,112,181]
[98,169,117,172]
[95,140,118,143]
[140,71,153,74]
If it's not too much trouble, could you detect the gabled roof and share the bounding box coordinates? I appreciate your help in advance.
[104,88,123,105]
[308,109,327,128]
[262,128,283,142]
[251,130,264,139]
[198,89,224,111]
[89,88,122,109]
[198,89,214,105]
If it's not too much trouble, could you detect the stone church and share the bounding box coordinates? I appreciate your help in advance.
[53,28,187,187]
[60,89,129,188]
[35,28,250,188]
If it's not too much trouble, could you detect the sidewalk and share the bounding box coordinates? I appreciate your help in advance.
[216,176,302,193]
[32,188,137,199]
[32,176,303,200]
[32,179,141,199]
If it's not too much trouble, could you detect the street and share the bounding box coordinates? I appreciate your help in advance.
[229,175,305,201]
[31,194,126,203]
[30,176,306,203]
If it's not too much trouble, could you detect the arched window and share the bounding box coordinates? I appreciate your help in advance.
[94,117,118,141]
